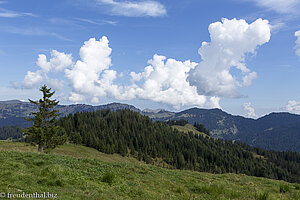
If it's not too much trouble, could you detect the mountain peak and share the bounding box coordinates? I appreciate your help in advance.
[0,100,24,104]
[257,111,300,121]
[181,107,228,115]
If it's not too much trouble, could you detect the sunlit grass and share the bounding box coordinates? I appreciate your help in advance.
[0,141,299,199]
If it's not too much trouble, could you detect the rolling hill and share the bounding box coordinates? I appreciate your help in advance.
[1,141,300,200]
[55,109,300,183]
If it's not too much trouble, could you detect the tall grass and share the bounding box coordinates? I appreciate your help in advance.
[0,142,300,199]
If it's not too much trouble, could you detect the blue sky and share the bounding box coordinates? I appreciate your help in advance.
[1,0,300,117]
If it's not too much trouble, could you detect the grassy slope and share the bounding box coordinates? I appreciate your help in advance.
[0,141,140,164]
[0,141,300,200]
[172,124,209,137]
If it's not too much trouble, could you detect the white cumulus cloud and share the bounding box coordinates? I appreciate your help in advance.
[129,54,217,109]
[295,30,300,57]
[69,92,86,103]
[65,36,122,102]
[285,100,300,114]
[22,70,43,89]
[37,50,72,73]
[97,0,166,17]
[243,102,257,118]
[64,37,220,108]
[20,18,270,110]
[243,72,258,87]
[188,18,270,98]
[46,78,64,91]
[21,50,72,90]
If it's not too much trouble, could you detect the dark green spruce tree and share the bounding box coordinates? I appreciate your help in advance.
[23,85,66,153]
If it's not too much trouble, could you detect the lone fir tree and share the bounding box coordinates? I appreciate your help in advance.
[23,85,66,152]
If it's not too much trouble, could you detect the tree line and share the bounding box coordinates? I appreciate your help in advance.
[193,122,210,136]
[0,126,22,140]
[56,109,300,183]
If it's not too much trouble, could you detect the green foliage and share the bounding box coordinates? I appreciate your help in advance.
[191,184,225,196]
[280,184,290,193]
[57,109,300,184]
[255,192,269,200]
[102,171,115,185]
[166,119,189,126]
[69,131,82,144]
[0,126,22,140]
[23,85,66,152]
[193,122,210,136]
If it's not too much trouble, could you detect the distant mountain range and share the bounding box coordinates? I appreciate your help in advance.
[1,100,299,152]
[0,100,139,127]
[163,108,300,152]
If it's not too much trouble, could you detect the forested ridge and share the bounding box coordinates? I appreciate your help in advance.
[2,100,300,152]
[0,126,22,140]
[56,109,300,183]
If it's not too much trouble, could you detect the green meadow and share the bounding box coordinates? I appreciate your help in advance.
[0,141,299,200]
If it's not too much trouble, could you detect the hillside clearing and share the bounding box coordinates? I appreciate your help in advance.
[172,124,209,137]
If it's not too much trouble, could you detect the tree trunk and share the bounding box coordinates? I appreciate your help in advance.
[38,144,44,153]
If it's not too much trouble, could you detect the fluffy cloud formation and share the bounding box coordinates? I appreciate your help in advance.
[69,92,86,103]
[46,78,64,90]
[22,70,43,89]
[64,38,217,108]
[285,100,300,114]
[129,55,219,108]
[37,50,72,73]
[65,36,122,102]
[243,72,257,87]
[243,102,257,118]
[97,0,166,17]
[21,18,270,109]
[64,36,111,96]
[295,30,300,57]
[247,0,300,14]
[188,18,270,98]
[22,50,72,90]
